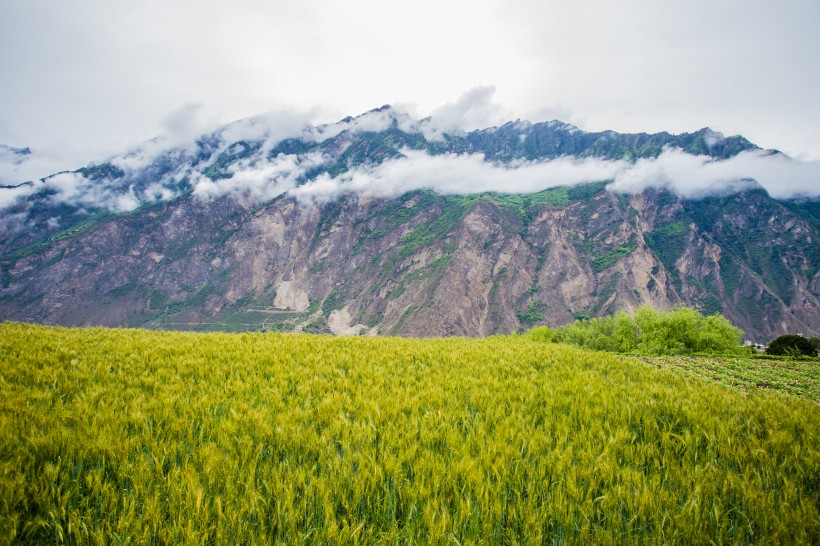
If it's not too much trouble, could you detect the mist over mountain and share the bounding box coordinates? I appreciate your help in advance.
[1,107,817,341]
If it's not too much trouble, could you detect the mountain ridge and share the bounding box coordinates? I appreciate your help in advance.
[1,108,817,341]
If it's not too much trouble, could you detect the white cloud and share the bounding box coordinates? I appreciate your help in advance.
[302,107,418,143]
[418,86,512,141]
[110,143,167,173]
[607,148,820,199]
[43,172,141,212]
[290,150,625,203]
[4,119,820,214]
[219,109,318,150]
[0,144,76,187]
[192,151,328,202]
[2,0,820,178]
[291,147,820,204]
[0,182,35,209]
[160,102,215,148]
[143,182,177,202]
[0,145,29,166]
[108,103,221,174]
[0,172,142,213]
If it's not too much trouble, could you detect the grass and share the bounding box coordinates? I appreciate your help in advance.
[0,323,818,544]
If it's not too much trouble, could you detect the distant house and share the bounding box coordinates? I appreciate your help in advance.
[743,340,767,353]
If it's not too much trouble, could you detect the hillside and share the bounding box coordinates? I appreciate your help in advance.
[0,108,817,340]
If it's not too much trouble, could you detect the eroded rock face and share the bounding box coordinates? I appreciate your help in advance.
[327,308,367,336]
[274,281,310,312]
[0,186,817,342]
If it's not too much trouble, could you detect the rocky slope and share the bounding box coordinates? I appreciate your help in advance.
[0,108,817,341]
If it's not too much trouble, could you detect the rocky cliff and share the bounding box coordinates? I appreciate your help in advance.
[1,108,817,341]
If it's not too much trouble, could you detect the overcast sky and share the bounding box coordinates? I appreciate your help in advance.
[1,0,819,183]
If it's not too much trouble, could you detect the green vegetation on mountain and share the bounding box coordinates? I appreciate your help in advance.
[591,242,636,272]
[77,163,126,181]
[682,190,813,304]
[516,301,545,326]
[483,182,608,229]
[645,221,689,271]
[454,123,755,162]
[390,195,476,268]
[2,212,112,262]
[1,323,818,544]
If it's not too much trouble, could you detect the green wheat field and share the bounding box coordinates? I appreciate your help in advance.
[1,322,818,544]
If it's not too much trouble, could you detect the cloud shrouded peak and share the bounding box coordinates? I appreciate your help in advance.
[419,86,513,140]
[1,103,818,217]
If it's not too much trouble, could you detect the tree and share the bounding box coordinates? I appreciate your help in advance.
[766,335,816,357]
[695,314,745,353]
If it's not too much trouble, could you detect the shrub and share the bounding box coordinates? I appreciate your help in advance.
[532,305,744,356]
[766,334,817,357]
[525,325,554,342]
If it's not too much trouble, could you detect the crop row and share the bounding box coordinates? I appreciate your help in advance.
[635,354,820,403]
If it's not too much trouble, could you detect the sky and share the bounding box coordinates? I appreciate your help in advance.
[1,0,819,188]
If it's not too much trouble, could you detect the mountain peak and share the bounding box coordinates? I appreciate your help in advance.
[0,144,32,156]
[695,127,726,147]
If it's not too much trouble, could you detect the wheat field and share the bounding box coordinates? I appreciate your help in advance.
[1,323,818,544]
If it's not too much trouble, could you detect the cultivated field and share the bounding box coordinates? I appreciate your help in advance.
[635,354,820,403]
[1,323,818,544]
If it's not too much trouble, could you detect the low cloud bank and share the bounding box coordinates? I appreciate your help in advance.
[46,172,142,212]
[0,181,34,209]
[192,152,327,202]
[3,146,819,214]
[3,111,820,214]
[221,147,820,204]
[607,147,820,200]
[0,171,141,213]
[3,85,818,213]
[289,151,624,203]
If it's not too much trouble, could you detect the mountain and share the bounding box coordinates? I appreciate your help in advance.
[0,107,817,341]
[0,144,32,162]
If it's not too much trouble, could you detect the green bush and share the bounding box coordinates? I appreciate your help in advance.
[525,325,555,343]
[531,306,744,356]
[766,334,817,357]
